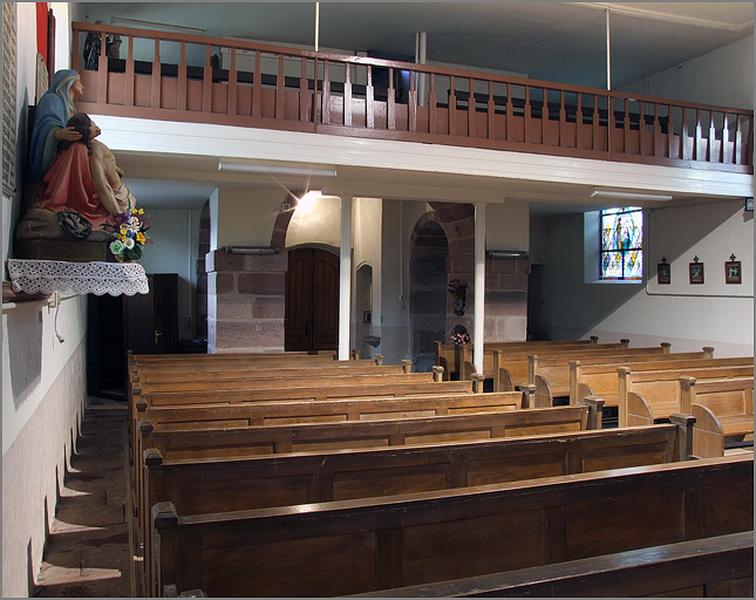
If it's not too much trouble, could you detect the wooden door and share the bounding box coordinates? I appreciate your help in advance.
[123,274,179,354]
[285,248,339,351]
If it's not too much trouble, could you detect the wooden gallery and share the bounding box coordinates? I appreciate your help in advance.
[1,1,754,598]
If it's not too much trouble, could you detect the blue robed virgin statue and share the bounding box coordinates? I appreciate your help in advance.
[27,69,85,183]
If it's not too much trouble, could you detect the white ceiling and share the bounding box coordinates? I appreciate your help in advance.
[75,1,753,88]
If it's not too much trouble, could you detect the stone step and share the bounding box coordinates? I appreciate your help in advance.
[55,503,126,528]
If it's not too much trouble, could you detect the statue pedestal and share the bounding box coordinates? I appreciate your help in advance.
[14,239,110,262]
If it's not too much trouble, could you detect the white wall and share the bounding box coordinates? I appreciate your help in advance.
[2,6,90,596]
[486,200,529,251]
[622,34,753,110]
[351,197,382,356]
[210,185,283,249]
[285,195,341,249]
[139,208,200,340]
[532,199,754,356]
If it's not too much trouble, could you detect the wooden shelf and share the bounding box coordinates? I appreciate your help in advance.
[2,281,50,304]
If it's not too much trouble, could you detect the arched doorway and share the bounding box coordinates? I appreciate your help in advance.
[410,220,449,372]
[285,247,339,351]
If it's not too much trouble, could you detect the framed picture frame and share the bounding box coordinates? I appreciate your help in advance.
[689,258,704,285]
[725,255,742,284]
[657,258,670,285]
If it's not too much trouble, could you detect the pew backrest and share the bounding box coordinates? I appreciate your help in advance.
[150,455,753,596]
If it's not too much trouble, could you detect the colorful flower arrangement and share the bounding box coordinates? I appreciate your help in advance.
[450,330,471,346]
[103,207,151,262]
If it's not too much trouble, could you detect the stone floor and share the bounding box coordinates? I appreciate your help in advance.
[34,398,131,597]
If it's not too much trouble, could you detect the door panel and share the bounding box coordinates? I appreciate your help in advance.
[286,249,314,351]
[286,248,339,352]
[312,250,339,351]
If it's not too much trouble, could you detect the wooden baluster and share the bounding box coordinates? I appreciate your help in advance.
[408,70,417,132]
[524,86,530,141]
[125,35,135,107]
[559,90,566,146]
[71,28,80,72]
[667,104,674,159]
[707,111,715,162]
[720,112,729,163]
[252,50,262,118]
[747,115,754,167]
[467,78,475,138]
[300,58,310,122]
[607,95,615,159]
[449,76,456,136]
[150,38,161,109]
[275,54,285,120]
[202,45,212,113]
[505,83,512,142]
[680,107,689,160]
[732,113,741,164]
[343,63,352,127]
[693,108,700,161]
[98,32,108,104]
[576,92,583,147]
[387,68,395,130]
[623,98,630,153]
[487,80,495,140]
[428,73,437,133]
[541,87,548,144]
[653,103,659,156]
[311,59,320,124]
[228,48,237,116]
[365,65,374,129]
[592,94,600,150]
[322,60,331,125]
[640,101,647,154]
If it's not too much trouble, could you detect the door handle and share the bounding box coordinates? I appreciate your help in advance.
[154,329,162,345]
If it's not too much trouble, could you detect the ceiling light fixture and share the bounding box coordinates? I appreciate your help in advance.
[218,161,337,177]
[590,190,673,203]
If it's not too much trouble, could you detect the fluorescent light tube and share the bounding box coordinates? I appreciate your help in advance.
[590,190,672,203]
[218,161,337,177]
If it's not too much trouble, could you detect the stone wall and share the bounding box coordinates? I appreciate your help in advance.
[206,249,287,352]
[485,255,529,341]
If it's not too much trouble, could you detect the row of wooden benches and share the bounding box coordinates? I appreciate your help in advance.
[127,349,753,597]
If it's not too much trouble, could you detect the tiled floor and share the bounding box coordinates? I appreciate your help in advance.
[34,398,131,597]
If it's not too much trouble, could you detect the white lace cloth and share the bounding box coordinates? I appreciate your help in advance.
[7,259,149,296]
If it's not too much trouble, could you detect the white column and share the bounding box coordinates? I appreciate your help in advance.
[473,203,486,375]
[605,9,612,91]
[339,195,353,360]
[415,32,428,106]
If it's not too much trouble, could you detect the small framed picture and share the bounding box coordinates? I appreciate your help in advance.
[657,259,671,285]
[689,259,704,285]
[725,255,742,284]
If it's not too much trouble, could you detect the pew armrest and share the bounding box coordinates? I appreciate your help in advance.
[691,403,726,459]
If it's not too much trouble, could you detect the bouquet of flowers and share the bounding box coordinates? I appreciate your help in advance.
[450,330,471,346]
[103,207,151,262]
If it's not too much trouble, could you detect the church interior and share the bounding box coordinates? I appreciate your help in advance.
[1,1,754,597]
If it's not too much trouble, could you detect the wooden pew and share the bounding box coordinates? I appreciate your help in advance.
[619,365,754,427]
[464,338,608,383]
[131,391,526,499]
[569,354,751,406]
[681,377,753,458]
[530,348,713,406]
[149,455,753,596]
[130,360,401,386]
[493,342,671,392]
[359,532,754,597]
[139,423,682,592]
[436,337,598,381]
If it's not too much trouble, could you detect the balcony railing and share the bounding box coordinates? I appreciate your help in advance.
[72,22,753,173]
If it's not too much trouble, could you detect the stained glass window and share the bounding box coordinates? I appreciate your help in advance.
[600,207,643,280]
